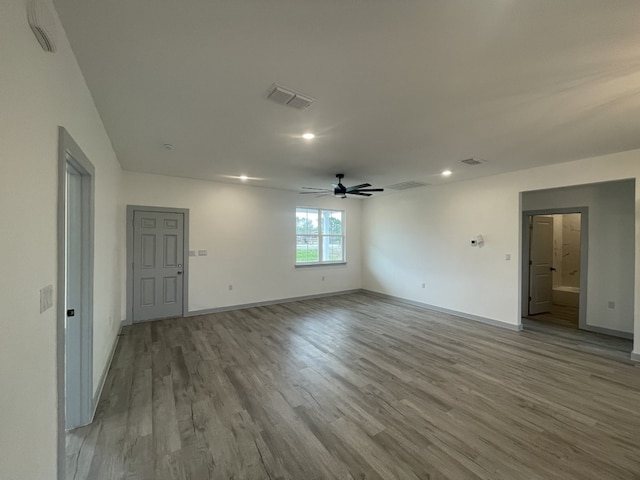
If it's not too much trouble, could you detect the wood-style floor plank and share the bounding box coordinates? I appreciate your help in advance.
[67,292,640,479]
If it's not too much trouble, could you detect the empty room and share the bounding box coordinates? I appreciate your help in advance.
[2,1,640,479]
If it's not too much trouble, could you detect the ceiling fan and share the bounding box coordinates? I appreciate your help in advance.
[300,173,384,198]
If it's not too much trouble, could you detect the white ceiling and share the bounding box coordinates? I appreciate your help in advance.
[53,0,640,193]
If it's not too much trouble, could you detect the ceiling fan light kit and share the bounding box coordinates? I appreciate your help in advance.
[460,157,485,166]
[300,173,384,199]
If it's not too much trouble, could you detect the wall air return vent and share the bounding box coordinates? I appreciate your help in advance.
[268,84,314,110]
[27,0,57,53]
[386,181,430,190]
[460,158,485,166]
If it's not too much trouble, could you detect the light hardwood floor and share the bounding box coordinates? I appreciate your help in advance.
[67,293,640,479]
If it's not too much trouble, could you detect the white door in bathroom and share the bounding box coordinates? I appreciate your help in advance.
[529,215,553,315]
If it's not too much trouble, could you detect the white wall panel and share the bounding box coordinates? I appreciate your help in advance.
[0,1,123,477]
[122,173,362,313]
[362,151,640,350]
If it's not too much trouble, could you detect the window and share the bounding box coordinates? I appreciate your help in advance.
[296,208,345,264]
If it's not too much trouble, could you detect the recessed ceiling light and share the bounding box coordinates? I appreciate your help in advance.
[302,133,315,140]
[239,175,248,181]
[442,170,452,177]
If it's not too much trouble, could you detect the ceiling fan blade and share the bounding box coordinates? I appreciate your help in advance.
[352,188,384,192]
[331,183,341,189]
[350,192,372,197]
[346,183,371,192]
[301,186,331,191]
[300,191,330,194]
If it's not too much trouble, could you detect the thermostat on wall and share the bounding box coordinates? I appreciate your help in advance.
[471,235,485,247]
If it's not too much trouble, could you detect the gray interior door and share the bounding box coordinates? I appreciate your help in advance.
[133,211,184,322]
[529,215,554,315]
[64,159,93,430]
[65,164,83,428]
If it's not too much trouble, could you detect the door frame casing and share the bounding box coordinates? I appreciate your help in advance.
[57,127,95,479]
[126,205,190,324]
[521,207,589,330]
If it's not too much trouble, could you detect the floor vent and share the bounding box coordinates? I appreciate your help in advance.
[268,84,314,110]
[386,181,430,190]
[460,158,485,166]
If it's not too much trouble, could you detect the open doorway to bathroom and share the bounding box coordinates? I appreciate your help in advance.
[526,212,583,330]
[520,180,635,362]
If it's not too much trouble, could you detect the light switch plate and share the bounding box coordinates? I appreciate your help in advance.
[189,250,196,257]
[198,250,208,256]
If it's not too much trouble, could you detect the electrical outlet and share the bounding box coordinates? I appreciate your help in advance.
[608,301,615,309]
[421,283,426,288]
[322,276,325,281]
[505,254,511,261]
[228,284,233,291]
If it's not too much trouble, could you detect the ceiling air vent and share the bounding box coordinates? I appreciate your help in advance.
[27,0,57,53]
[459,158,485,166]
[268,84,314,110]
[386,181,430,191]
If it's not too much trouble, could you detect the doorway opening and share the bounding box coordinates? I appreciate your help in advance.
[520,180,635,361]
[522,207,589,333]
[57,127,95,478]
[526,212,584,330]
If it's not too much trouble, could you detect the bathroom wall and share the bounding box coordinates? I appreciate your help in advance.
[552,213,581,288]
[561,213,581,288]
[552,216,563,288]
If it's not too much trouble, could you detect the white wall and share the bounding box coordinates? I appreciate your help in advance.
[0,1,123,478]
[122,172,362,315]
[362,150,640,354]
[363,173,521,324]
[522,181,635,333]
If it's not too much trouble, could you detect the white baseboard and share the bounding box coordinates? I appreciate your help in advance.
[187,289,362,317]
[581,324,633,340]
[362,289,523,331]
[630,351,640,363]
[91,323,122,421]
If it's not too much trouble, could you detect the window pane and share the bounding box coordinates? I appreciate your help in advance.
[322,236,344,262]
[296,208,319,234]
[322,210,343,235]
[296,235,319,263]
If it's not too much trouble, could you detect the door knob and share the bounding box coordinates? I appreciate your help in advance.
[550,267,557,271]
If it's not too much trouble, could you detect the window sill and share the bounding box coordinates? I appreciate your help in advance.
[295,262,347,268]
